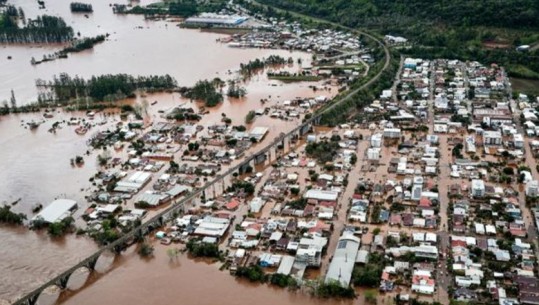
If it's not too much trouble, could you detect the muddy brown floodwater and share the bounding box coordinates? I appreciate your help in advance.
[59,245,353,305]
[0,0,339,303]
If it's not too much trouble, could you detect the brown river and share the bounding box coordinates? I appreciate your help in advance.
[0,0,344,304]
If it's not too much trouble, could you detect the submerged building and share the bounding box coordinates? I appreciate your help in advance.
[325,233,361,286]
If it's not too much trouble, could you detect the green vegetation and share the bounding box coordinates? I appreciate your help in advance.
[166,107,201,121]
[186,239,221,258]
[352,252,385,287]
[88,218,122,245]
[70,2,93,13]
[184,80,223,107]
[138,240,155,257]
[0,206,26,225]
[269,273,299,289]
[134,201,152,209]
[0,14,74,43]
[127,0,226,18]
[305,140,339,163]
[318,51,399,126]
[47,216,75,237]
[350,153,357,165]
[512,77,539,95]
[315,280,356,298]
[364,290,378,304]
[267,73,322,82]
[35,73,177,104]
[245,110,256,124]
[226,181,255,195]
[257,0,539,29]
[288,197,307,209]
[227,80,247,98]
[255,0,539,79]
[62,35,105,53]
[240,55,288,77]
[235,265,267,282]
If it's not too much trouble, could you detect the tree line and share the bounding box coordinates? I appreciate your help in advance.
[240,55,289,77]
[70,2,93,13]
[35,73,177,103]
[32,35,107,65]
[0,14,74,43]
[255,0,539,30]
[125,0,226,18]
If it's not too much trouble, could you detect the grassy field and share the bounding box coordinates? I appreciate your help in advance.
[511,77,539,95]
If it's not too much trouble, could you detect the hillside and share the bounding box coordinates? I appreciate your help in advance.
[255,0,539,79]
[257,0,539,30]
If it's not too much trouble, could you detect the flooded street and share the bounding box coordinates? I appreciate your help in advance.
[0,0,336,303]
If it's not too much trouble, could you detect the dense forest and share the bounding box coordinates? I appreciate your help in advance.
[126,0,226,17]
[254,0,539,30]
[70,2,93,13]
[35,73,177,103]
[0,12,74,43]
[252,0,539,79]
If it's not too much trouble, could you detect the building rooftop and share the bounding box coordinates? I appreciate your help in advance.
[33,199,77,223]
[325,233,360,286]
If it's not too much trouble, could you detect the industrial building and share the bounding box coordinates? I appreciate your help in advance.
[325,233,360,286]
[184,13,248,27]
[33,199,78,224]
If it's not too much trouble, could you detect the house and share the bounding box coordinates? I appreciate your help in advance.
[303,189,339,203]
[526,181,539,197]
[454,287,478,301]
[295,236,328,267]
[514,134,525,149]
[249,197,266,213]
[194,216,230,238]
[225,199,240,211]
[411,270,435,295]
[516,276,539,305]
[384,128,402,139]
[483,130,502,146]
[471,179,486,197]
[456,276,481,287]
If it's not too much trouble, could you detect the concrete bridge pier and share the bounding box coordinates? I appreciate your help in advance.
[314,115,322,126]
[299,123,311,136]
[254,153,266,165]
[134,228,144,243]
[56,272,72,290]
[85,256,99,271]
[24,292,40,305]
[238,161,252,175]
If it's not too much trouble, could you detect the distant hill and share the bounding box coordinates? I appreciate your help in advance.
[257,0,539,30]
[255,0,539,80]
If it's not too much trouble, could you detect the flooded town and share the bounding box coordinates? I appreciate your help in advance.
[1,1,539,305]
